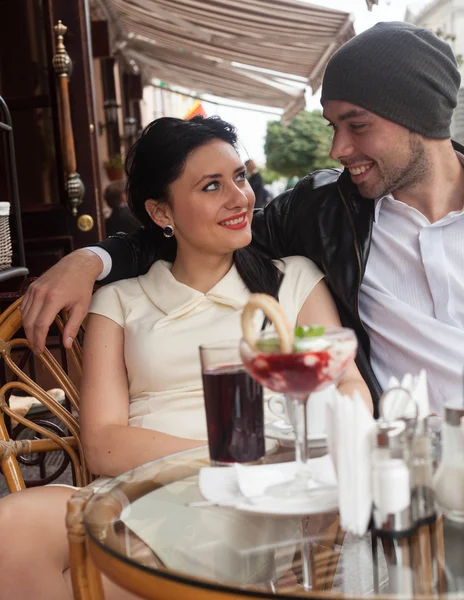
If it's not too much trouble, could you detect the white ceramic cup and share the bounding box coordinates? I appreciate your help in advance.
[268,385,333,437]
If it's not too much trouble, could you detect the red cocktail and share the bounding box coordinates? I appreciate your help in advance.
[243,330,357,396]
[240,327,357,499]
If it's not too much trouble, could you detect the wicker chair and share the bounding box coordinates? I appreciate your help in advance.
[0,297,92,492]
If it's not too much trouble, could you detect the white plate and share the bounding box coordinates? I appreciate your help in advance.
[265,420,328,448]
[198,456,338,517]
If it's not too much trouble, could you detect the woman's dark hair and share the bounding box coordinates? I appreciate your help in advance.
[126,115,282,299]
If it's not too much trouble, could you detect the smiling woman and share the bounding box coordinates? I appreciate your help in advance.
[127,116,283,298]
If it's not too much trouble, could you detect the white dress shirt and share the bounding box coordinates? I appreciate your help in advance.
[359,194,464,412]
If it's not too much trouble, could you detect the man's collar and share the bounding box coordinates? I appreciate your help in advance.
[374,194,394,221]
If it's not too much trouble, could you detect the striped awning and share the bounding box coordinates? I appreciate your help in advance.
[102,0,355,117]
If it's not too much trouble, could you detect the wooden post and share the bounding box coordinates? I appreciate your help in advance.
[52,21,85,217]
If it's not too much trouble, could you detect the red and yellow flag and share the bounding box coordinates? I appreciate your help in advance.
[183,100,207,120]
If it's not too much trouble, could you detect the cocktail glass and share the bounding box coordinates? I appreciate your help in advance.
[240,327,357,499]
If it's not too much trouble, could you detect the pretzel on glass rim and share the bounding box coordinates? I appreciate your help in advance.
[241,293,294,353]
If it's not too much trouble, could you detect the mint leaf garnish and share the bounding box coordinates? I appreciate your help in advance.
[294,325,325,338]
[294,325,306,338]
[256,337,280,353]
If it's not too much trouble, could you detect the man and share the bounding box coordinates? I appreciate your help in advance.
[21,22,464,413]
[245,159,266,208]
[104,180,140,236]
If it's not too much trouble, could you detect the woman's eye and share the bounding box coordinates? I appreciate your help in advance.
[236,171,246,182]
[203,181,220,192]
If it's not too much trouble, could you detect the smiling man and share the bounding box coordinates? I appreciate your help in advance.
[22,22,464,414]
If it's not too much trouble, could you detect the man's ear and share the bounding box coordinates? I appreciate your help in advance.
[145,199,173,229]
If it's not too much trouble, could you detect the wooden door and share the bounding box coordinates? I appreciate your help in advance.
[0,0,104,278]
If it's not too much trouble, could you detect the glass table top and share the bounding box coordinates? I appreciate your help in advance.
[83,446,464,598]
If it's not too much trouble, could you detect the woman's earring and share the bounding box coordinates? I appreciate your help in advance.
[163,224,174,238]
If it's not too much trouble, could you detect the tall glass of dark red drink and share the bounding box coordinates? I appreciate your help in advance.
[200,341,264,466]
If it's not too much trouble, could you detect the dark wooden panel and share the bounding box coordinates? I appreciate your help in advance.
[128,74,143,101]
[4,95,51,110]
[10,206,73,276]
[20,205,71,239]
[91,20,110,58]
[101,57,117,101]
[23,235,73,277]
[0,0,64,210]
[46,0,105,245]
[101,57,121,157]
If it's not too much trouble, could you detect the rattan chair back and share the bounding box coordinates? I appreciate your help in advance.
[0,297,91,492]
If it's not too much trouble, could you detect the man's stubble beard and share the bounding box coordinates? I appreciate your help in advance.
[358,133,429,199]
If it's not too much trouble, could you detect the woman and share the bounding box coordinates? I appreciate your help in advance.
[0,116,371,600]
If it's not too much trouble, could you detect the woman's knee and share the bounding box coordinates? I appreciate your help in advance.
[0,486,75,562]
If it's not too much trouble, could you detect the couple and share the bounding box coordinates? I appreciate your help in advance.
[0,82,370,600]
[24,22,464,415]
[2,20,464,598]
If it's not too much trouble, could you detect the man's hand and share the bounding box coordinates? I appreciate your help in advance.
[21,249,104,353]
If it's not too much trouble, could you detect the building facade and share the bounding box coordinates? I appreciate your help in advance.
[407,0,464,143]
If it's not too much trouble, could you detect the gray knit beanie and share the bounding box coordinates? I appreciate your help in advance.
[320,21,461,139]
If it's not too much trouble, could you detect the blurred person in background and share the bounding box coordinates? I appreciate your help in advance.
[104,180,140,236]
[245,159,266,208]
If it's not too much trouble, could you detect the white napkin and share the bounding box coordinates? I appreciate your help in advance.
[234,461,297,499]
[234,456,336,500]
[381,369,429,420]
[198,455,338,516]
[326,391,375,536]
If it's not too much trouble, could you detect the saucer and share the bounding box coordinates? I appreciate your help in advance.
[265,420,328,448]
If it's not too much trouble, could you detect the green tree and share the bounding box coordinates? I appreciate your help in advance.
[264,110,339,178]
[260,167,283,185]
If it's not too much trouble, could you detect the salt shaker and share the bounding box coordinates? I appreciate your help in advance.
[432,403,464,522]
[372,420,415,535]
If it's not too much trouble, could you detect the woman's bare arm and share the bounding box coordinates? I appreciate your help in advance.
[296,279,373,413]
[80,313,204,478]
